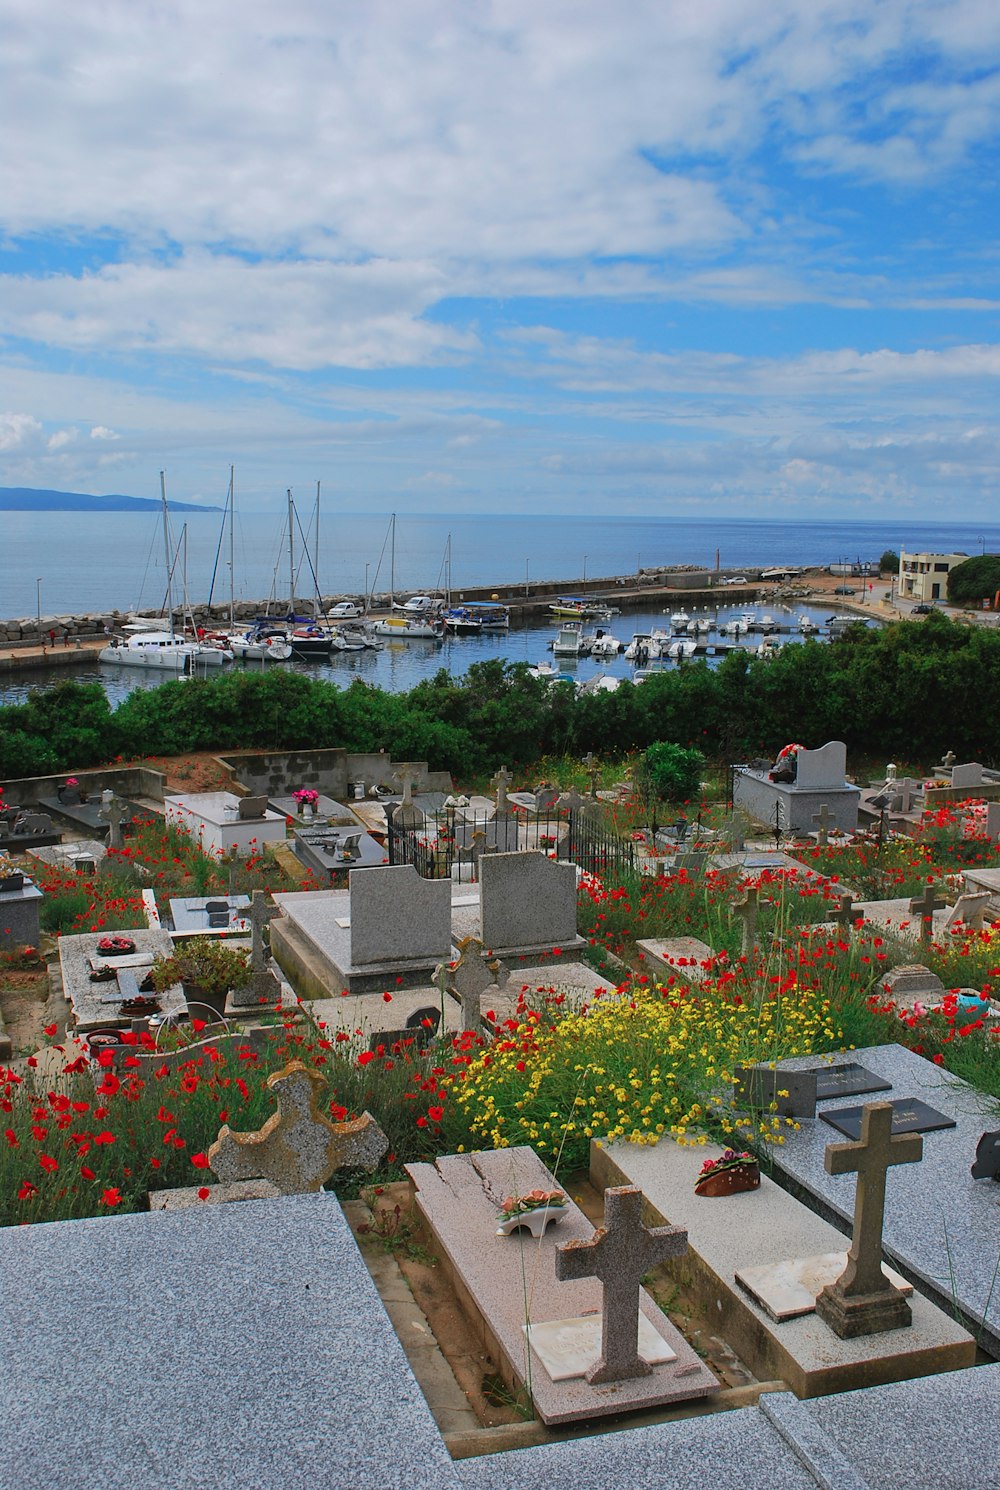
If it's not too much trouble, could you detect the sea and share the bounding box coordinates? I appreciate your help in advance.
[2,510,996,708]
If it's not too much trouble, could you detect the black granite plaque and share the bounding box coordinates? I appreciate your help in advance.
[820,1097,957,1140]
[972,1131,1000,1181]
[813,1062,893,1101]
[734,1066,817,1119]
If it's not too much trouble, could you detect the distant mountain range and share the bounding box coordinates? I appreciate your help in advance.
[0,486,221,512]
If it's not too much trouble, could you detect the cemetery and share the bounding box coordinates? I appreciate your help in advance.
[3,727,1000,1488]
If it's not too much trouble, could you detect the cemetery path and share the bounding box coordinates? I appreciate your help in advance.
[0,966,49,1054]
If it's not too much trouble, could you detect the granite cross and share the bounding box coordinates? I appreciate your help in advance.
[391,763,425,828]
[440,935,507,1031]
[99,795,129,851]
[908,882,947,944]
[555,1186,687,1384]
[831,891,865,931]
[582,751,601,799]
[894,778,918,814]
[941,750,957,771]
[815,1101,922,1338]
[207,1060,388,1194]
[491,765,514,817]
[733,886,761,954]
[812,803,834,846]
[249,889,280,974]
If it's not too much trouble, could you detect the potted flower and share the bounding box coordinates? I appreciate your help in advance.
[57,776,87,805]
[496,1187,568,1237]
[150,936,252,1020]
[293,787,319,819]
[0,852,24,894]
[694,1149,760,1198]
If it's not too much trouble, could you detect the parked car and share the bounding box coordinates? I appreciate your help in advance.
[833,585,857,595]
[912,602,935,614]
[722,575,748,586]
[328,601,363,620]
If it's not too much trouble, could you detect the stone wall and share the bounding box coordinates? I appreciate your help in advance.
[220,748,452,799]
[0,765,166,806]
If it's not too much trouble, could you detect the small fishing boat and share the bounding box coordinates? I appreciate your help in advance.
[370,614,443,641]
[552,623,583,657]
[669,609,691,632]
[588,630,621,657]
[624,632,660,662]
[443,602,510,634]
[549,595,617,620]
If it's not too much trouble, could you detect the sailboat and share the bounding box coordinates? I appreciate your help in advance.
[99,474,232,671]
[370,514,443,640]
[240,489,333,658]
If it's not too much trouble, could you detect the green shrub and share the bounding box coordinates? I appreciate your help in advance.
[641,741,704,801]
[947,554,1000,606]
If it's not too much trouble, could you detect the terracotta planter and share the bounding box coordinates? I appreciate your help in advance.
[695,1162,760,1198]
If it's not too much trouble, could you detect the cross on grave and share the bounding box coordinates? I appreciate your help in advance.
[812,803,834,846]
[582,752,601,799]
[469,828,496,872]
[438,935,508,1031]
[831,891,865,931]
[939,750,957,772]
[894,779,918,814]
[815,1102,923,1338]
[99,795,129,850]
[908,882,948,944]
[391,763,424,829]
[490,765,514,818]
[733,886,761,954]
[207,1060,388,1194]
[249,889,280,974]
[555,1186,687,1384]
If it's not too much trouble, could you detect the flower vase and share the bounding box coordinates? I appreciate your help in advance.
[496,1203,568,1238]
[301,804,315,822]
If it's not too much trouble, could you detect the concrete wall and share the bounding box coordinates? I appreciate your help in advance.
[0,765,165,806]
[220,748,452,799]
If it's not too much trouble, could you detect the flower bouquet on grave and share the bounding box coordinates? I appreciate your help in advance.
[293,788,319,808]
[496,1187,568,1237]
[694,1149,760,1198]
[97,935,136,957]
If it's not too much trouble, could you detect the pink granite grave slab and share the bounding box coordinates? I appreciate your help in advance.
[407,1145,717,1425]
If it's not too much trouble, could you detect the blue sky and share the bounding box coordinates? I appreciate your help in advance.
[1,1,999,518]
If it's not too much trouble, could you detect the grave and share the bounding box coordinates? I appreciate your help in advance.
[766,1043,1000,1354]
[478,851,585,958]
[290,821,387,879]
[733,741,861,835]
[407,1145,717,1425]
[592,1132,975,1398]
[226,889,285,1013]
[164,791,287,859]
[39,793,143,840]
[270,865,453,996]
[208,1060,388,1193]
[0,870,44,950]
[0,808,61,849]
[58,928,186,1032]
[635,935,717,987]
[168,894,252,938]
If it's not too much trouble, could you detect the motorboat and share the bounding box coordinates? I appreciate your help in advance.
[588,630,620,657]
[797,614,820,634]
[328,627,368,652]
[719,616,749,637]
[624,632,660,662]
[443,602,510,634]
[370,614,443,641]
[227,630,293,662]
[669,609,691,632]
[577,673,621,694]
[549,596,619,620]
[667,638,697,659]
[552,623,583,657]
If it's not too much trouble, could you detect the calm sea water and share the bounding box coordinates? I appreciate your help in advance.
[1,595,877,708]
[5,508,999,618]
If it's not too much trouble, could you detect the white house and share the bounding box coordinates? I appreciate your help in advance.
[898,549,968,604]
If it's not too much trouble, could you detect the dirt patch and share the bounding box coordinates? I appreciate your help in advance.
[0,968,51,1055]
[120,752,235,794]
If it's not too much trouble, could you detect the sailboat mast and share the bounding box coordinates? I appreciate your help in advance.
[287,488,295,614]
[228,466,235,630]
[160,470,175,640]
[390,511,395,608]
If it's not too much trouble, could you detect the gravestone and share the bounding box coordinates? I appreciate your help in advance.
[733,885,760,954]
[908,883,948,945]
[815,1103,923,1338]
[99,795,129,850]
[453,817,520,855]
[208,1060,387,1193]
[391,763,425,829]
[582,752,601,799]
[490,765,514,819]
[944,891,991,931]
[986,803,1000,840]
[812,804,834,846]
[351,866,452,967]
[635,936,717,987]
[951,762,984,790]
[971,1131,1000,1181]
[734,1066,818,1120]
[438,935,507,1031]
[0,872,44,950]
[831,891,865,930]
[229,889,282,1010]
[478,850,584,957]
[554,1187,688,1384]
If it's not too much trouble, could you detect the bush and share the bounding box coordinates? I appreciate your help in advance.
[947,554,1000,606]
[641,741,704,801]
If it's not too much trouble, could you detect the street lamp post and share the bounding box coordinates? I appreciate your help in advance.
[525,559,530,597]
[364,562,370,614]
[36,578,42,648]
[583,555,588,583]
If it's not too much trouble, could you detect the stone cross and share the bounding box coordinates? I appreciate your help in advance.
[815,1102,922,1338]
[733,886,760,954]
[99,795,129,851]
[439,935,507,1031]
[469,828,495,872]
[391,763,424,829]
[582,752,601,799]
[895,779,918,814]
[249,889,280,974]
[812,803,834,846]
[555,1186,687,1384]
[940,750,957,771]
[207,1060,388,1194]
[491,765,514,818]
[908,883,947,944]
[831,891,865,931]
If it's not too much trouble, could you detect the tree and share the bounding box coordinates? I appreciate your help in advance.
[947,555,1000,606]
[879,550,899,575]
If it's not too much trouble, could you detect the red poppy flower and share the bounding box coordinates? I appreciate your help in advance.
[428,1106,444,1122]
[197,1187,211,1201]
[39,1154,58,1173]
[382,992,392,1002]
[100,1188,122,1207]
[190,1152,210,1169]
[80,1165,95,1181]
[17,1181,37,1201]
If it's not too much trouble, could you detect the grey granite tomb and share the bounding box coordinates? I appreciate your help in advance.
[733,741,861,834]
[478,850,585,957]
[0,872,44,950]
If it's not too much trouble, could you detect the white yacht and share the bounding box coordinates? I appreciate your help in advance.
[99,628,232,671]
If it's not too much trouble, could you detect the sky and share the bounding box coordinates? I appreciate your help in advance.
[1,0,999,519]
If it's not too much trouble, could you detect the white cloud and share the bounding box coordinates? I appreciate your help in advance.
[0,412,44,451]
[89,425,119,441]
